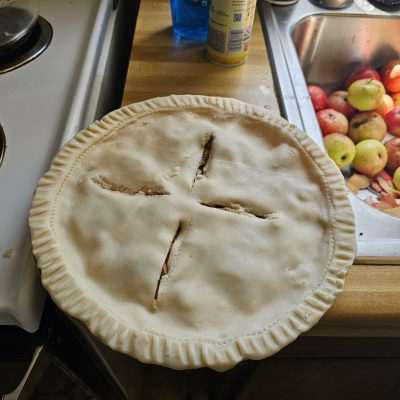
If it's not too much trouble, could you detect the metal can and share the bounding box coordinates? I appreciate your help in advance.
[207,0,257,66]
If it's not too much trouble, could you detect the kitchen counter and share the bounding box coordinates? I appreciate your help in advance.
[122,0,400,336]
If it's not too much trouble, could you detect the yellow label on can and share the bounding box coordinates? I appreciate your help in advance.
[207,0,257,66]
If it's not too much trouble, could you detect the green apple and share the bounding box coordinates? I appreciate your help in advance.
[353,139,388,177]
[324,133,356,169]
[348,79,385,111]
[349,111,387,143]
[393,167,400,190]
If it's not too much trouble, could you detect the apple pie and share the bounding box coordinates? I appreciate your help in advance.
[29,95,355,371]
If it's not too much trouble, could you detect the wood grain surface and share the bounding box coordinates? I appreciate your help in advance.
[122,0,278,111]
[122,0,400,335]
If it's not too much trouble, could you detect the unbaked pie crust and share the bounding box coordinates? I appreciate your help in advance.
[29,95,355,371]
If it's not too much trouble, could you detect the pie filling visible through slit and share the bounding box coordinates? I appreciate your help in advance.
[29,96,355,371]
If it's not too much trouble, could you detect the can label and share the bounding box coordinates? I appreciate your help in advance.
[207,0,257,65]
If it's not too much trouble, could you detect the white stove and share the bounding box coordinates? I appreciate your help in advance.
[0,0,131,332]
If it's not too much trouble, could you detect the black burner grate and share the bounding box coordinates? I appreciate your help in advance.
[0,17,53,74]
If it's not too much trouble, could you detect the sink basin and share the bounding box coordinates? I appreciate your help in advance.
[292,14,400,91]
[259,0,400,263]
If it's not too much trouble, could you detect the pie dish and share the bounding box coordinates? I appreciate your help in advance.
[29,95,356,371]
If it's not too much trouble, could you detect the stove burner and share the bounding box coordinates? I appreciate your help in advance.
[0,17,52,74]
[368,0,400,10]
[0,124,5,168]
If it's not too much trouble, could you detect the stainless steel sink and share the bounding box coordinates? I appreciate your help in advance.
[259,0,400,263]
[293,15,400,90]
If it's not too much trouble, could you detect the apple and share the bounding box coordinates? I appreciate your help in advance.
[345,67,381,88]
[382,59,400,93]
[384,107,400,137]
[308,85,328,111]
[348,79,385,111]
[316,109,349,136]
[392,92,400,107]
[353,139,388,177]
[348,111,387,143]
[376,94,394,116]
[324,133,355,169]
[385,137,400,173]
[393,167,400,190]
[327,90,356,117]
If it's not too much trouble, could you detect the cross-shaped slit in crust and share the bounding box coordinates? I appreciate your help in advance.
[192,134,214,187]
[152,222,182,309]
[199,203,269,220]
[90,132,275,309]
[91,175,170,196]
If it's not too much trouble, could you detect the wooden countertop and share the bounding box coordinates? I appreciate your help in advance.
[123,0,400,336]
[122,0,278,110]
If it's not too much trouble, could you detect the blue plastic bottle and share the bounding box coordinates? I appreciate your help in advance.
[170,0,209,42]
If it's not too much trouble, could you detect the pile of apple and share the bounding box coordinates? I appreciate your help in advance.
[308,60,400,217]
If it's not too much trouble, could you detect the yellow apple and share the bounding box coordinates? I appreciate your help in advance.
[348,79,385,111]
[376,94,394,116]
[349,111,387,143]
[324,133,356,169]
[353,139,388,177]
[393,167,400,190]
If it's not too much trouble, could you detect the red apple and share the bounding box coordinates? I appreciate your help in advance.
[384,107,400,137]
[385,137,400,173]
[345,67,381,89]
[376,94,395,116]
[392,92,400,107]
[317,109,349,136]
[382,59,400,93]
[327,90,356,117]
[308,85,328,111]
